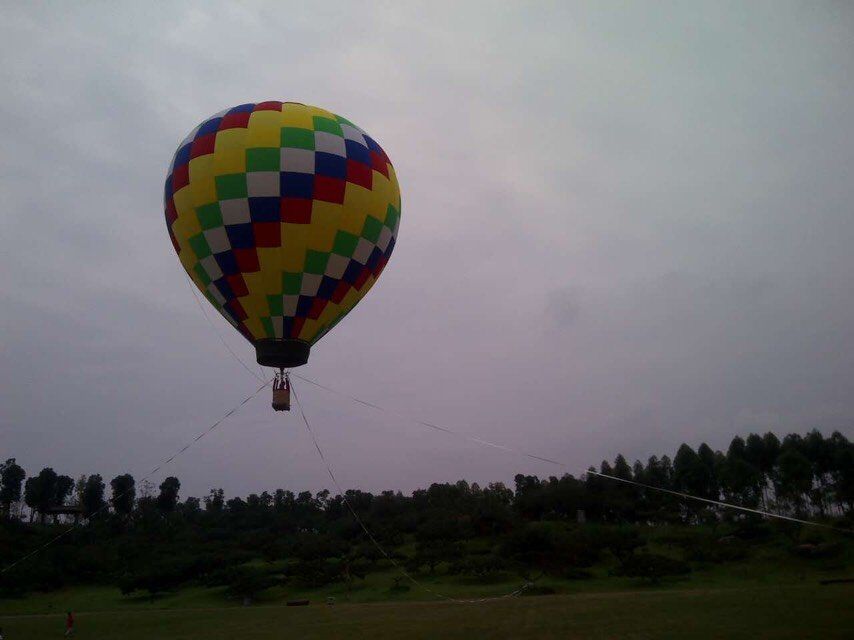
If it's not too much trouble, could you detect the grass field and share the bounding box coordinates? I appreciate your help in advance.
[1,584,851,639]
[2,531,851,638]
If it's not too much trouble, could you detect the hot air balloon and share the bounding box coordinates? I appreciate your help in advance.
[164,102,400,410]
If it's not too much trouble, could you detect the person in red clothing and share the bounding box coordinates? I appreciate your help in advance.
[64,611,74,637]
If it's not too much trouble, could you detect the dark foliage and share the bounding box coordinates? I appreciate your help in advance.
[0,430,851,599]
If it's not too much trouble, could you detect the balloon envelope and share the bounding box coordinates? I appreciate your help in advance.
[164,102,400,366]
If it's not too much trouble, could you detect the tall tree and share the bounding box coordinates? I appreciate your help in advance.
[0,458,26,519]
[82,474,106,518]
[775,449,813,514]
[23,468,59,523]
[110,474,136,517]
[54,475,74,506]
[157,477,181,515]
[802,430,832,515]
[24,477,38,522]
[828,432,854,512]
[74,475,87,505]
[720,442,762,507]
[205,488,225,514]
[673,445,708,521]
[744,434,765,471]
[727,436,747,461]
[696,443,720,500]
[673,445,702,494]
[761,433,781,474]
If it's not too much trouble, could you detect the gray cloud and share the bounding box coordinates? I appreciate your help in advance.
[1,1,853,499]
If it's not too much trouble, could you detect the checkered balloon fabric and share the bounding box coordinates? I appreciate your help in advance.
[164,102,401,346]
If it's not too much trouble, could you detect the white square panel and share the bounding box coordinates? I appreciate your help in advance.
[314,131,346,157]
[377,226,393,252]
[280,147,315,174]
[340,124,367,146]
[200,255,223,281]
[220,199,251,225]
[247,172,280,197]
[203,226,231,253]
[282,295,299,316]
[207,282,226,305]
[325,253,350,279]
[300,273,322,296]
[353,237,374,264]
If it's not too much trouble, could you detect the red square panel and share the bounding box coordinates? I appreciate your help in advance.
[280,198,313,224]
[165,198,178,225]
[290,317,306,338]
[353,266,370,290]
[254,101,283,111]
[370,151,389,178]
[226,299,248,321]
[314,176,345,204]
[219,111,251,130]
[373,254,389,277]
[190,133,216,159]
[308,298,327,320]
[226,274,249,297]
[346,160,373,189]
[234,248,260,272]
[253,222,281,247]
[172,163,190,191]
[331,281,350,304]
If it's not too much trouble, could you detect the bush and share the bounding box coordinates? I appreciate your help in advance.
[687,538,749,564]
[520,585,556,596]
[790,542,844,560]
[388,577,410,593]
[618,552,691,583]
[119,556,204,598]
[501,522,605,578]
[731,519,774,541]
[223,567,281,603]
[449,554,508,580]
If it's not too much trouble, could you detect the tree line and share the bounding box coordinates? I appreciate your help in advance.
[0,429,851,599]
[3,429,852,525]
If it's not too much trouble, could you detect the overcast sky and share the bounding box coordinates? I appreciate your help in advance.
[2,2,853,500]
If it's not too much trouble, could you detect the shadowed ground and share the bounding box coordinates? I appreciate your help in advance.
[1,584,851,639]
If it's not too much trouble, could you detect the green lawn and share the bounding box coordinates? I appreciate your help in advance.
[2,534,851,638]
[1,584,851,639]
[1,547,847,616]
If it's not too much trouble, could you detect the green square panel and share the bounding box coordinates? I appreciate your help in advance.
[261,317,274,338]
[361,215,383,243]
[312,116,343,136]
[282,271,303,295]
[188,233,212,259]
[304,250,329,274]
[193,263,211,286]
[215,174,248,200]
[266,295,283,316]
[196,202,223,230]
[246,147,280,172]
[384,204,399,228]
[332,230,359,257]
[280,127,315,150]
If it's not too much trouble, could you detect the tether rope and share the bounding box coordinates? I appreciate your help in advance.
[180,243,853,535]
[290,380,534,603]
[292,373,853,535]
[1,380,270,575]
